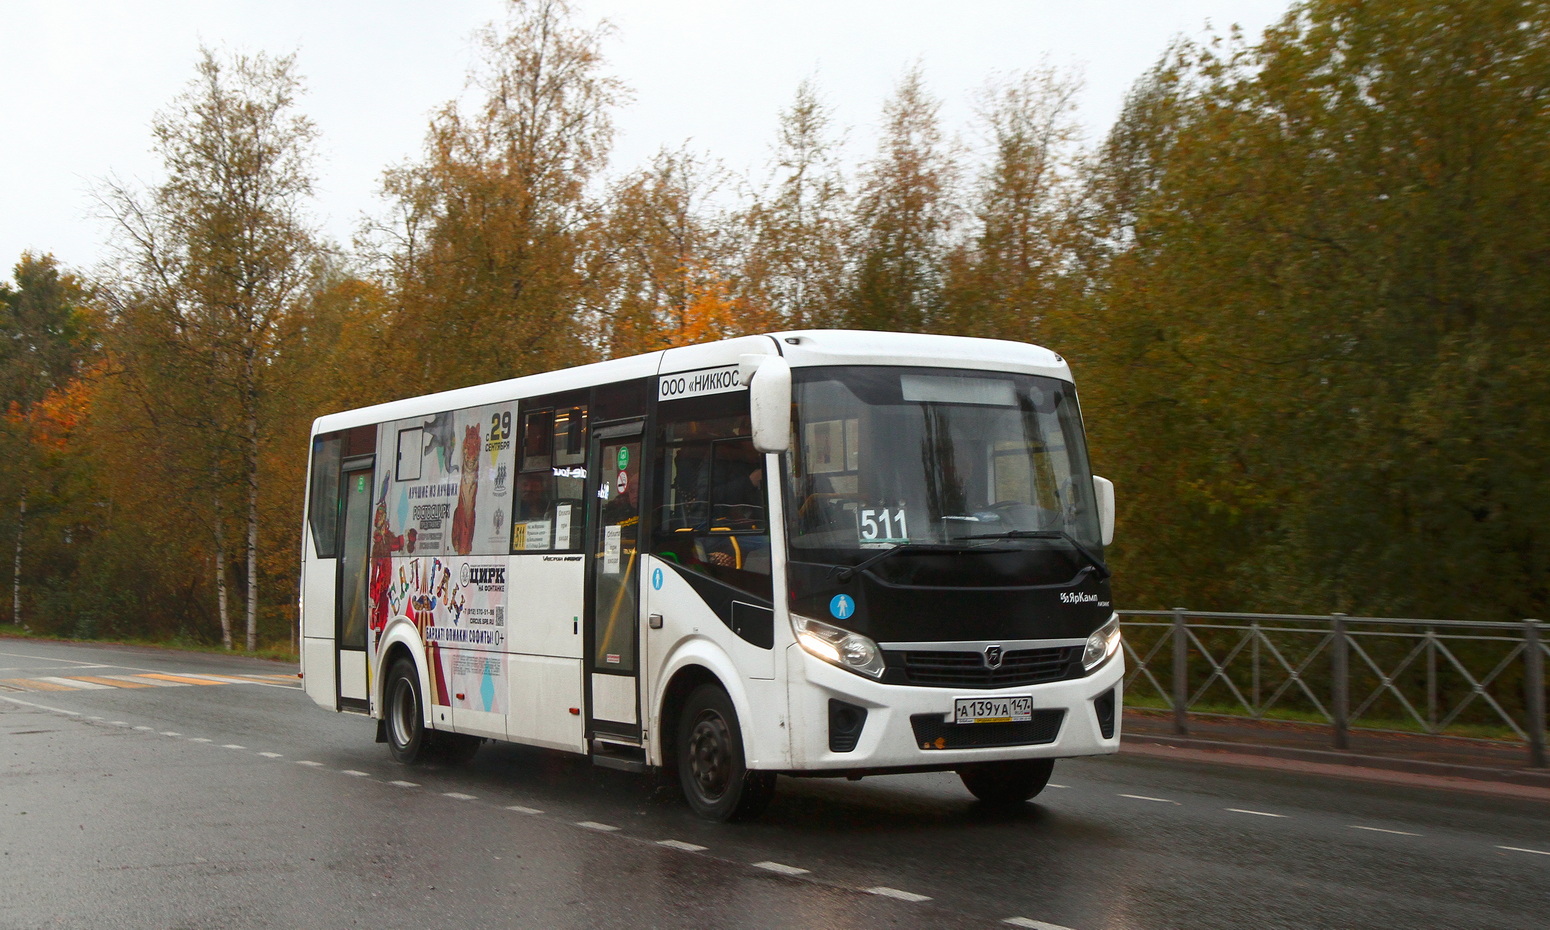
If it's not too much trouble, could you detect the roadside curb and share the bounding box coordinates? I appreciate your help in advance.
[1120,733,1550,802]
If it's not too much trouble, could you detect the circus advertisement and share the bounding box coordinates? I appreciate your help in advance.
[377,554,509,715]
[373,402,516,560]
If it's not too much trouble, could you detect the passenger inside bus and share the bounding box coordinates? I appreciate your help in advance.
[517,472,550,522]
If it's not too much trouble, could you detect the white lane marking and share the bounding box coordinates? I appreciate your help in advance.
[443,792,477,801]
[188,737,212,743]
[753,861,809,876]
[341,770,371,777]
[1046,783,1070,789]
[576,821,618,831]
[657,839,706,852]
[1498,845,1550,856]
[160,732,181,737]
[1226,808,1286,818]
[1119,794,1178,804]
[1350,826,1421,836]
[107,721,129,727]
[222,744,246,750]
[0,695,82,715]
[506,805,543,815]
[389,780,418,788]
[258,752,283,758]
[1004,919,1075,930]
[0,652,108,667]
[132,726,154,731]
[296,760,324,767]
[868,886,932,902]
[37,676,111,690]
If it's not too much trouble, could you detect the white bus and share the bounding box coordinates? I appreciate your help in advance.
[300,331,1122,820]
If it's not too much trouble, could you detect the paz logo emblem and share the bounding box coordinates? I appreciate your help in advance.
[984,645,1004,670]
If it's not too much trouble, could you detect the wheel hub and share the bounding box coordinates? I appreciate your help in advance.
[687,711,731,799]
[390,679,417,748]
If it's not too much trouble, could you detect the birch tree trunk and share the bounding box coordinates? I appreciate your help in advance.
[244,351,260,653]
[214,540,232,650]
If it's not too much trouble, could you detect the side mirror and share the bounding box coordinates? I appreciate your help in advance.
[1093,475,1115,547]
[744,355,791,453]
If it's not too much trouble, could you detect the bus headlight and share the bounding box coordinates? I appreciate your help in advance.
[1083,614,1122,671]
[792,614,886,679]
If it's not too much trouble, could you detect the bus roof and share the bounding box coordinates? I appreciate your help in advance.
[311,330,1071,435]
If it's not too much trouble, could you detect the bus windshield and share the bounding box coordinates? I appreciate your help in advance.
[784,366,1102,562]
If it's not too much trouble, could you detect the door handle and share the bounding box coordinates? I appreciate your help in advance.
[648,613,663,630]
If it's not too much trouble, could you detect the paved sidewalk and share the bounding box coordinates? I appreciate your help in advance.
[1120,709,1550,797]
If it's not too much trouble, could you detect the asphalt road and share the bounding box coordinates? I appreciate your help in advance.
[3,639,1546,930]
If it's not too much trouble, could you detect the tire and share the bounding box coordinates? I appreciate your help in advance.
[676,684,776,822]
[956,758,1055,806]
[384,658,429,764]
[384,657,481,765]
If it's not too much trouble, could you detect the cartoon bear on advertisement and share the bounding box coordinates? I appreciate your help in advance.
[450,423,481,555]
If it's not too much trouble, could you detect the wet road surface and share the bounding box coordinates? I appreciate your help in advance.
[3,639,1546,929]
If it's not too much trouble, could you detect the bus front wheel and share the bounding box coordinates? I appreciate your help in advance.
[956,758,1055,806]
[677,684,775,822]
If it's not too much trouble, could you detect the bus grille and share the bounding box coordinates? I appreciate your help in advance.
[886,646,1081,688]
[910,710,1065,750]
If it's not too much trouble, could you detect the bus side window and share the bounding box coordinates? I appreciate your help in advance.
[520,408,553,472]
[654,437,771,600]
[308,433,343,557]
[513,402,587,552]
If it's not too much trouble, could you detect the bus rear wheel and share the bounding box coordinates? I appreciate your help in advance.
[384,658,481,765]
[385,658,429,764]
[956,758,1055,806]
[677,684,775,822]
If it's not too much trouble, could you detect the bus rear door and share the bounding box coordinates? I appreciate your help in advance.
[335,460,374,710]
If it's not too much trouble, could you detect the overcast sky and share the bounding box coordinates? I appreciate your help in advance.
[2,0,1294,276]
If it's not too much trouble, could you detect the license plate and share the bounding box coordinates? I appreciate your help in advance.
[954,695,1033,724]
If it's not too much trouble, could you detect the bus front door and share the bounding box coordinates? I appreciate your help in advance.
[586,422,644,742]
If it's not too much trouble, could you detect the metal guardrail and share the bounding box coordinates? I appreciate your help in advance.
[1118,610,1548,768]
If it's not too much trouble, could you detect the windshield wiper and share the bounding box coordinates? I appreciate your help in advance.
[834,543,962,583]
[962,530,1111,580]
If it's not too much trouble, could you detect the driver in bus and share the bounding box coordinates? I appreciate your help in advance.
[714,440,764,509]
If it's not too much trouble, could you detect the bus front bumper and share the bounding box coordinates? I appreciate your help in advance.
[782,644,1124,774]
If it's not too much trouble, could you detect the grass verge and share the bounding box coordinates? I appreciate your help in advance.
[1123,692,1526,743]
[0,623,297,665]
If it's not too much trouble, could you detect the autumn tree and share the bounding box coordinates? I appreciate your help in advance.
[844,67,961,332]
[740,78,852,329]
[0,254,93,627]
[98,47,322,650]
[939,66,1084,343]
[1080,0,1550,620]
[595,147,763,354]
[374,0,624,391]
